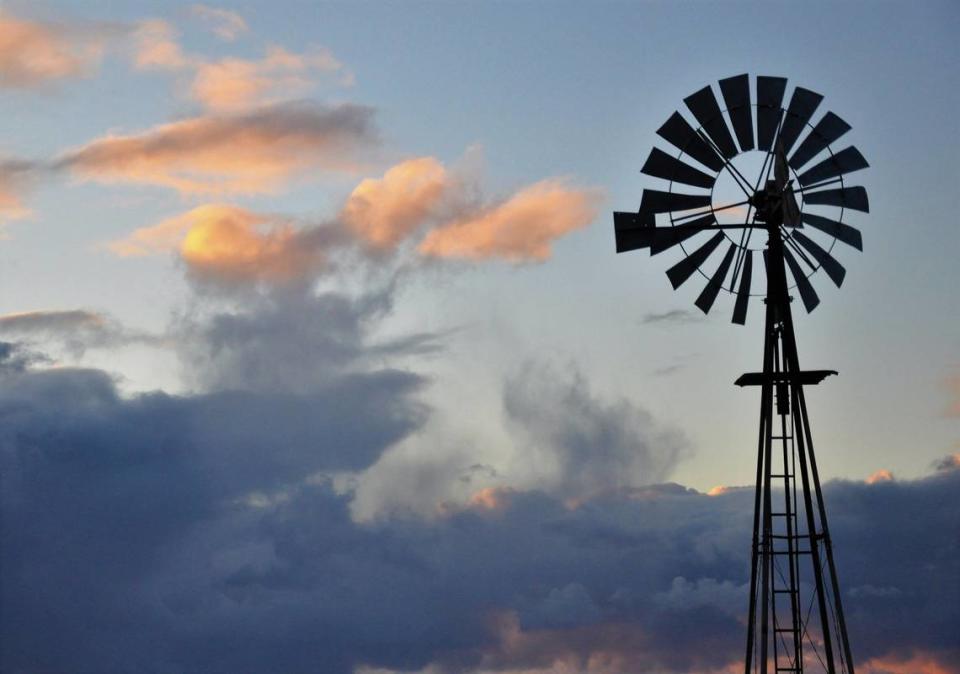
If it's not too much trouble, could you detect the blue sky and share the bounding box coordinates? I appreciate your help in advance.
[0,2,957,673]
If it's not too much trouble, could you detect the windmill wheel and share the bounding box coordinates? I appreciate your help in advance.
[614,74,869,324]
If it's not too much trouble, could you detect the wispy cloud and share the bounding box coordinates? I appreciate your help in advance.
[58,101,377,194]
[190,4,248,42]
[641,309,703,325]
[132,16,351,110]
[0,309,163,356]
[0,11,116,88]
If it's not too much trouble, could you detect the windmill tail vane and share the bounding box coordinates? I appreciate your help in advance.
[613,74,869,674]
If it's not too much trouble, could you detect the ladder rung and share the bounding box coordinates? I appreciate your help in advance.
[770,473,793,478]
[770,512,796,517]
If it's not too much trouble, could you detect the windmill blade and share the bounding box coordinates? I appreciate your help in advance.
[789,112,851,170]
[651,215,716,255]
[684,86,739,160]
[796,146,869,187]
[783,246,820,312]
[756,76,787,151]
[777,87,824,156]
[719,74,754,152]
[641,148,716,189]
[640,189,713,214]
[731,250,753,324]
[666,231,724,289]
[614,212,718,254]
[614,211,654,253]
[801,213,863,251]
[657,112,726,172]
[803,186,869,212]
[792,230,846,287]
[695,243,736,314]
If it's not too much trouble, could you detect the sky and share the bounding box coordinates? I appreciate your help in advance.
[0,1,957,673]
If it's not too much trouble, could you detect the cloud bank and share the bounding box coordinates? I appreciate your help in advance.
[0,333,956,674]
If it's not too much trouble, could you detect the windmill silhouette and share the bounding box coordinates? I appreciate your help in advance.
[613,74,869,674]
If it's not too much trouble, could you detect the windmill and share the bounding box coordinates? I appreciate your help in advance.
[613,74,868,674]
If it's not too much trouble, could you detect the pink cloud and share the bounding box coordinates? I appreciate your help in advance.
[132,17,350,110]
[191,46,348,112]
[59,101,376,194]
[341,156,450,249]
[132,19,190,70]
[0,11,111,87]
[418,178,602,262]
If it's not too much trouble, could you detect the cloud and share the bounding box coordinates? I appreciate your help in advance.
[176,205,331,288]
[641,309,702,325]
[0,309,162,356]
[933,452,959,473]
[191,46,349,111]
[58,101,377,194]
[0,11,113,87]
[132,17,350,110]
[342,156,451,249]
[502,360,690,502]
[191,4,249,41]
[418,178,601,262]
[132,18,190,70]
[0,337,956,674]
[176,286,439,394]
[108,204,345,291]
[866,468,895,484]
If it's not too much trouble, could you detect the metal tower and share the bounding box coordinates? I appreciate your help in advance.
[613,74,869,674]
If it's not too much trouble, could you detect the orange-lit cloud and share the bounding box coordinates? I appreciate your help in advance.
[59,101,376,194]
[190,4,248,41]
[866,469,895,484]
[342,156,450,249]
[180,205,325,286]
[0,12,111,88]
[418,179,602,262]
[191,46,348,111]
[107,203,227,256]
[861,651,959,674]
[462,610,740,674]
[109,204,334,288]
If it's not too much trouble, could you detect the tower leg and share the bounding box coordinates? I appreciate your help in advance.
[742,228,855,674]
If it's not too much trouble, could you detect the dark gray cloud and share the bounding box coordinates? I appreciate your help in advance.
[0,344,956,674]
[0,330,956,674]
[640,309,703,325]
[177,286,441,394]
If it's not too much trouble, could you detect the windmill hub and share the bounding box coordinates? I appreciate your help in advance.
[750,180,789,225]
